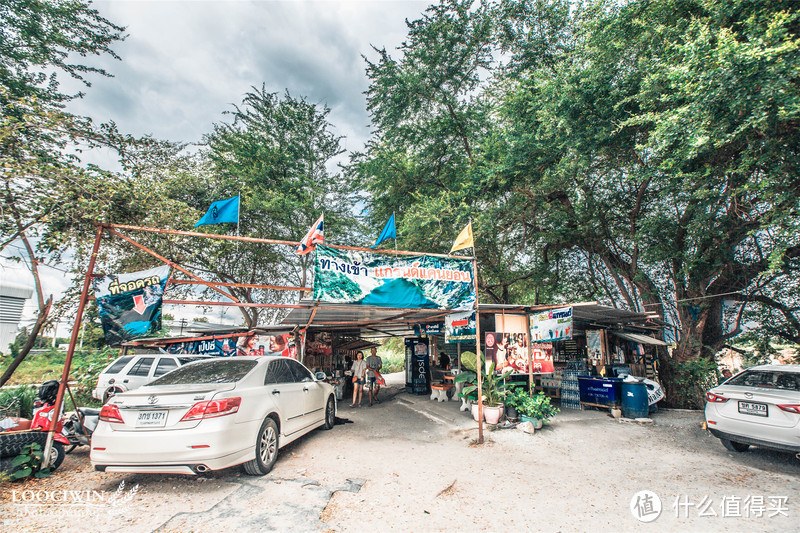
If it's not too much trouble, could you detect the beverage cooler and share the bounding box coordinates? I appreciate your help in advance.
[405,337,431,395]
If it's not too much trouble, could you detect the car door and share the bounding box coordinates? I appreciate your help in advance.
[124,357,155,390]
[287,359,326,427]
[263,359,306,437]
[152,357,178,379]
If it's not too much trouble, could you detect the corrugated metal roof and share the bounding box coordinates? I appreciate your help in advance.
[611,331,669,346]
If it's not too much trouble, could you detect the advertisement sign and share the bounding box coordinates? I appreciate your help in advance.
[484,332,529,372]
[586,330,605,364]
[313,245,476,310]
[164,332,303,358]
[445,310,476,344]
[530,307,573,342]
[413,323,444,336]
[531,343,555,373]
[92,266,170,346]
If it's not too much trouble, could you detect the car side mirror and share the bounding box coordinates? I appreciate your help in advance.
[315,371,327,381]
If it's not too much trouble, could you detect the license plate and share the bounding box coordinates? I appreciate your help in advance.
[136,410,167,427]
[738,401,768,417]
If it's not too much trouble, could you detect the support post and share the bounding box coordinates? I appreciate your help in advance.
[42,225,104,468]
[472,257,483,444]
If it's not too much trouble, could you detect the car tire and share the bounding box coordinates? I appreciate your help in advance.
[243,417,279,476]
[720,438,750,452]
[323,396,336,430]
[0,431,47,458]
[103,387,123,404]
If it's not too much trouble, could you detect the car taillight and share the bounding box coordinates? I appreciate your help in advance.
[180,397,241,422]
[777,404,800,414]
[99,404,124,423]
[705,392,728,403]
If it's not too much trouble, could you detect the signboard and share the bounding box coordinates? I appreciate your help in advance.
[413,323,444,336]
[163,332,303,358]
[531,343,555,373]
[166,338,238,357]
[530,307,573,342]
[485,332,529,372]
[445,311,476,344]
[92,266,170,346]
[313,245,475,310]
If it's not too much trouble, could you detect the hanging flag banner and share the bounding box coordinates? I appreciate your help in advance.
[92,266,170,346]
[445,310,476,344]
[313,245,475,310]
[530,306,573,342]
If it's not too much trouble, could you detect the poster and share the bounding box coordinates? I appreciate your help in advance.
[530,307,573,342]
[166,337,238,357]
[92,266,170,346]
[484,332,529,373]
[236,332,302,358]
[445,311,476,344]
[313,245,476,310]
[414,323,444,336]
[531,343,555,373]
[586,330,605,363]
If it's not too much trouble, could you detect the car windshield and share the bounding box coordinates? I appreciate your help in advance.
[149,359,257,385]
[726,370,800,391]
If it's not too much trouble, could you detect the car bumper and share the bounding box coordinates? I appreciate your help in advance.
[708,427,800,454]
[90,418,258,474]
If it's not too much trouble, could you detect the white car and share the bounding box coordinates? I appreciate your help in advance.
[704,364,800,456]
[91,356,336,475]
[92,352,210,403]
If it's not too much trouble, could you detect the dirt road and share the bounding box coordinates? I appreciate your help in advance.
[1,377,798,532]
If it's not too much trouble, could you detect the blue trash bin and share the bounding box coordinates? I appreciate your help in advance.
[621,381,649,418]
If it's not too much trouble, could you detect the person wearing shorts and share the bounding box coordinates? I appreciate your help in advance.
[350,351,367,407]
[366,347,383,406]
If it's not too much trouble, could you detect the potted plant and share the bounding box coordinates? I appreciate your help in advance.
[455,351,516,424]
[518,392,559,429]
[504,387,530,420]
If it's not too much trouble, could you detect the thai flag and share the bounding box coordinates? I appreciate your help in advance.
[296,214,324,255]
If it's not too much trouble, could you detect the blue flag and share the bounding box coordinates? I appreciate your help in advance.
[194,196,240,227]
[370,214,396,248]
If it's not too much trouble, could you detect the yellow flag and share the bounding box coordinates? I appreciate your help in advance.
[449,222,474,253]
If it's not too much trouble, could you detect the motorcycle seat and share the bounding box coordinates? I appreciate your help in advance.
[77,407,101,417]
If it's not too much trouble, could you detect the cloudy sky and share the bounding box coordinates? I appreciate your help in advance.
[10,0,433,330]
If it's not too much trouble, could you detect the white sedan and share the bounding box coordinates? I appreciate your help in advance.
[91,356,336,475]
[704,364,800,456]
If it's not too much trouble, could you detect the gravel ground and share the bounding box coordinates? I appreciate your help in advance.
[1,373,798,532]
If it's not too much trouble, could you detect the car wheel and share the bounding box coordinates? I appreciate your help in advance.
[243,417,279,476]
[324,396,336,430]
[720,438,750,452]
[103,387,123,404]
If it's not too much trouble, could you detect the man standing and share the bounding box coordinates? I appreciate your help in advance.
[366,346,383,406]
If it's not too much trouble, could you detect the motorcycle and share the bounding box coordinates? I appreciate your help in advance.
[35,380,100,454]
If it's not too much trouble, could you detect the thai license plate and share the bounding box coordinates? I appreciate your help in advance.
[738,401,768,417]
[136,410,167,427]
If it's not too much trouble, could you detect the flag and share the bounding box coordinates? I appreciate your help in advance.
[296,214,324,255]
[449,222,474,253]
[370,214,396,249]
[194,196,240,227]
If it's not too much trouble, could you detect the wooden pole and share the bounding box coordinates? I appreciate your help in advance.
[472,257,483,444]
[42,225,104,467]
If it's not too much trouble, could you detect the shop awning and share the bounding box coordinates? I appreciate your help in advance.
[612,331,669,346]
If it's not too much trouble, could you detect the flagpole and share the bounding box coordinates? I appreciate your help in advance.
[466,219,484,444]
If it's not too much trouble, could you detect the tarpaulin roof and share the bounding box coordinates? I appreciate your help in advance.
[611,331,669,346]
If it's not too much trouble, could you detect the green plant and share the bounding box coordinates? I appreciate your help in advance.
[517,393,559,423]
[455,351,515,407]
[0,385,37,419]
[7,443,52,480]
[504,387,530,411]
[664,357,718,409]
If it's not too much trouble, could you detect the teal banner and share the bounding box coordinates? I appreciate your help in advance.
[313,245,476,310]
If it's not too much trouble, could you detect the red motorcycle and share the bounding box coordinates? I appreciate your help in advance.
[0,381,68,473]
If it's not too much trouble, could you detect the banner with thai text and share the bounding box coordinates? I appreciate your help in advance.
[92,266,170,346]
[530,306,573,342]
[313,245,476,310]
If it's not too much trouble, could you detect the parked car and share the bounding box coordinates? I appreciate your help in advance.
[92,351,210,403]
[91,356,336,475]
[704,364,800,456]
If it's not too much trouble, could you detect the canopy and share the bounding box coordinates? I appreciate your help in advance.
[612,331,669,346]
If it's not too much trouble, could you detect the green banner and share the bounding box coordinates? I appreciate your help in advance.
[313,245,475,310]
